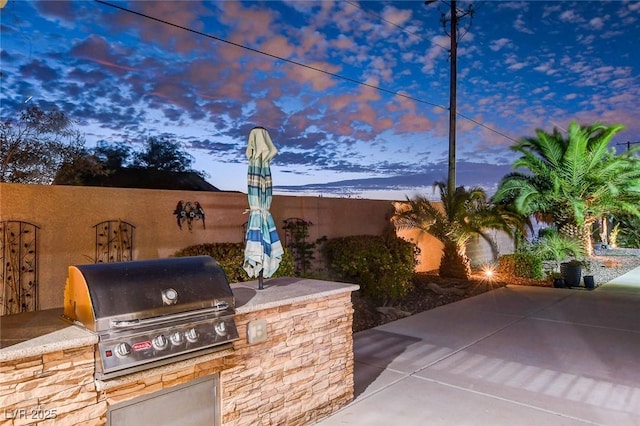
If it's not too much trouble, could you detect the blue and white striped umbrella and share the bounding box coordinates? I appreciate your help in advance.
[243,127,284,280]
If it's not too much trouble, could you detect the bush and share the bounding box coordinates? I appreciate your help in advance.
[498,253,543,279]
[174,243,295,283]
[322,235,418,305]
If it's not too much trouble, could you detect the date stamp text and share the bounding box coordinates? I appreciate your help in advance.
[4,406,58,420]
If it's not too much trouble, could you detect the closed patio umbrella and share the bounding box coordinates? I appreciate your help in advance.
[243,126,284,289]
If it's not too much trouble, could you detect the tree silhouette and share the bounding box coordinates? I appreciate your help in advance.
[1,106,85,184]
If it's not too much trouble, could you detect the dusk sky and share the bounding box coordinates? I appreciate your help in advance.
[1,1,639,200]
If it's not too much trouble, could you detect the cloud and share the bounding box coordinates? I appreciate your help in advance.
[558,10,585,23]
[513,15,534,34]
[489,38,512,52]
[70,35,139,73]
[533,57,558,75]
[19,59,59,81]
[219,1,277,45]
[420,35,450,73]
[109,1,209,53]
[275,161,515,199]
[381,5,412,27]
[589,16,606,30]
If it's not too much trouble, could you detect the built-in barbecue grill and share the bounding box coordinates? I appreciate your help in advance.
[62,256,239,380]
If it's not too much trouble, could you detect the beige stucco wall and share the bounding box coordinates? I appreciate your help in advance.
[1,183,443,310]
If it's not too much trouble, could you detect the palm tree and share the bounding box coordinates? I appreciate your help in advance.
[393,182,520,279]
[494,121,640,253]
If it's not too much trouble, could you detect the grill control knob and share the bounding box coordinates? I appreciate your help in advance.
[170,331,184,345]
[152,335,169,350]
[115,342,132,358]
[214,321,228,337]
[185,328,199,343]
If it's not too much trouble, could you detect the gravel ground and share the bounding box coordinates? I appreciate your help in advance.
[589,248,640,284]
[352,249,640,333]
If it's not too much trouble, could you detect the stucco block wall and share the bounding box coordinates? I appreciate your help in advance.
[1,183,443,310]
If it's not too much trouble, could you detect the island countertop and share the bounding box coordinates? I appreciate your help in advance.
[0,308,98,362]
[0,277,358,363]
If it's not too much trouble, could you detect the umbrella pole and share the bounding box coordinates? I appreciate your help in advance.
[258,270,264,290]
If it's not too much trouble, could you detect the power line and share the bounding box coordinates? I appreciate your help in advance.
[617,141,640,151]
[457,112,515,141]
[95,0,445,109]
[94,0,516,142]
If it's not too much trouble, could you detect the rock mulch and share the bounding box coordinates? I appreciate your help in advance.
[352,249,640,333]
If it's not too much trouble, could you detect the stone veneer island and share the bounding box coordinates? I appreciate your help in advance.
[0,278,358,425]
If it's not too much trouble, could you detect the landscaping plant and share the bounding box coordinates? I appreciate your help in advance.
[322,235,418,306]
[392,182,524,279]
[494,121,640,254]
[174,243,294,282]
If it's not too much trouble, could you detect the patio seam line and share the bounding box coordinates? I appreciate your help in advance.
[406,375,602,426]
[525,316,640,335]
[346,365,411,406]
[409,287,578,377]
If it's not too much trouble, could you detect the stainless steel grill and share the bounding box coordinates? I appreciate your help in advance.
[62,256,239,380]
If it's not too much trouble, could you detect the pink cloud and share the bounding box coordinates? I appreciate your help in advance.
[382,6,412,27]
[285,61,340,91]
[328,83,381,112]
[332,35,355,50]
[220,2,277,45]
[395,112,434,133]
[287,111,312,133]
[248,98,287,129]
[113,2,208,53]
[261,35,296,59]
[70,35,138,74]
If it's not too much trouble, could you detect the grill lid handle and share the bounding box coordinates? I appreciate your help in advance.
[108,301,233,329]
[111,319,141,328]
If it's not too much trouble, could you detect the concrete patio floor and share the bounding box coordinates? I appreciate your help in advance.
[315,266,640,426]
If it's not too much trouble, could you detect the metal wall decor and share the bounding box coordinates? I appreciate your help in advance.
[283,217,315,276]
[173,201,206,230]
[94,220,135,263]
[0,221,39,315]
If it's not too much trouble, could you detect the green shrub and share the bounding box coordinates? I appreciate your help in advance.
[322,235,418,305]
[174,243,295,283]
[498,253,543,279]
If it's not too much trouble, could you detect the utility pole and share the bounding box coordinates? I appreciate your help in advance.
[447,0,458,198]
[425,1,473,197]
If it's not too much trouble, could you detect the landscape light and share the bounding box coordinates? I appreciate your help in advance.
[482,265,495,279]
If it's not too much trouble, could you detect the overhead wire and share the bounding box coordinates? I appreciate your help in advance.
[94,0,517,142]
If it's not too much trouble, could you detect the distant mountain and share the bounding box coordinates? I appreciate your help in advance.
[53,167,222,192]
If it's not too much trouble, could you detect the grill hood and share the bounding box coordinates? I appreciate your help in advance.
[63,256,235,332]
